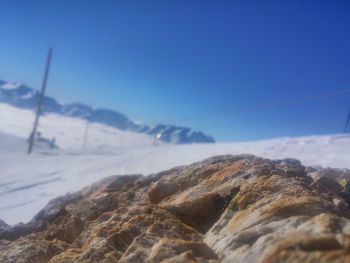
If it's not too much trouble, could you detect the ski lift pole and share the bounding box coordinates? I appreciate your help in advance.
[344,107,350,133]
[82,118,90,151]
[82,106,92,152]
[28,48,53,154]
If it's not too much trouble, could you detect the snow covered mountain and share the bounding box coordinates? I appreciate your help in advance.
[0,80,215,144]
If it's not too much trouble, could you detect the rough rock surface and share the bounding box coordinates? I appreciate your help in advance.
[1,155,350,262]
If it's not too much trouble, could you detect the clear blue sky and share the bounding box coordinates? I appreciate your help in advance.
[1,0,350,141]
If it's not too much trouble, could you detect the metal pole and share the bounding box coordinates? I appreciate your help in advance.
[82,118,90,151]
[28,48,53,154]
[344,108,350,133]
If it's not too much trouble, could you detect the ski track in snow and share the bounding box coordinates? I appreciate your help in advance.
[1,103,350,225]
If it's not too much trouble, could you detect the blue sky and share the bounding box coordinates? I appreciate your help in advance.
[1,0,350,141]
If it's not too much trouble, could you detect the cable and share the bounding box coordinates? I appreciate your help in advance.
[149,88,350,124]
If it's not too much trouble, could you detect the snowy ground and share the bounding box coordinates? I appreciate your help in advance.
[1,103,350,225]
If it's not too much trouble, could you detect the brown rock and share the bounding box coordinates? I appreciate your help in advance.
[1,155,350,263]
[147,237,217,262]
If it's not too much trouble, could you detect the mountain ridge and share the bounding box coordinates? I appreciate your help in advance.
[0,80,215,144]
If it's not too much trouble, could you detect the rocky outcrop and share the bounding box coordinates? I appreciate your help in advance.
[1,155,350,262]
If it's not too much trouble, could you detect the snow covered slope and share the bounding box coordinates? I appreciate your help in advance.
[0,103,157,150]
[1,102,350,225]
[0,80,215,144]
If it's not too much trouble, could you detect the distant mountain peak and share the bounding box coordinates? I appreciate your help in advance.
[0,79,215,144]
[1,81,22,90]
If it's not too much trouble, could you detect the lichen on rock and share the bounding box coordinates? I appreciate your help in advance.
[1,155,350,262]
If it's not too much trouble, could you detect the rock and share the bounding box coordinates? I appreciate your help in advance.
[0,220,46,241]
[204,174,350,262]
[309,168,350,185]
[0,219,10,233]
[313,175,344,196]
[339,186,350,208]
[0,235,69,263]
[1,155,350,262]
[147,238,217,262]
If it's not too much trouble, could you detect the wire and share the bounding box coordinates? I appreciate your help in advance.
[149,88,350,124]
